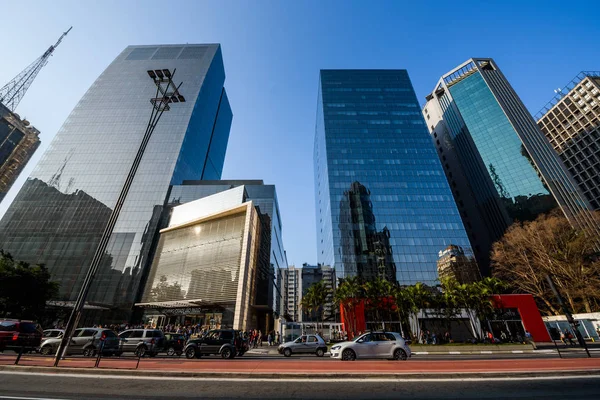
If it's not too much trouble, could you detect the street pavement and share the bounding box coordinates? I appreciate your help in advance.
[0,370,599,399]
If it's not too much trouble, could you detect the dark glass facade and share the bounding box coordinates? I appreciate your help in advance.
[0,44,232,322]
[314,70,473,286]
[0,103,40,203]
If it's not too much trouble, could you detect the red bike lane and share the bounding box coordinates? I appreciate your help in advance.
[2,354,600,375]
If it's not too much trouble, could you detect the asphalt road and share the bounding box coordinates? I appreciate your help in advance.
[0,371,599,399]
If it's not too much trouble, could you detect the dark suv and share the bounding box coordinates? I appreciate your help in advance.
[0,319,43,353]
[117,329,165,357]
[184,329,246,359]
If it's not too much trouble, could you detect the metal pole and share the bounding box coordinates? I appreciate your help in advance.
[545,274,591,358]
[53,70,183,366]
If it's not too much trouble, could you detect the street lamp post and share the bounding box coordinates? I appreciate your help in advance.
[53,69,185,366]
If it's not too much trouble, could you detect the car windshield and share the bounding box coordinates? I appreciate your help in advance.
[353,333,369,342]
[0,321,17,331]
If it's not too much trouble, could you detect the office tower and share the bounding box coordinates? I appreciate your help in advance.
[0,104,40,202]
[0,44,232,322]
[300,263,335,322]
[423,59,598,272]
[536,72,600,210]
[283,265,302,322]
[139,180,287,332]
[314,70,473,286]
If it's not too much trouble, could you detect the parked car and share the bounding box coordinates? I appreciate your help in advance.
[0,319,43,353]
[278,334,327,357]
[117,329,165,357]
[184,329,246,359]
[39,328,119,357]
[330,331,411,361]
[42,329,64,342]
[163,333,186,356]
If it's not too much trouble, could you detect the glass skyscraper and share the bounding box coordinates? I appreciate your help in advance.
[0,44,232,322]
[314,70,473,286]
[423,58,597,271]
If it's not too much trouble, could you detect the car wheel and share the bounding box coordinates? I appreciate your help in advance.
[283,348,292,357]
[83,347,96,358]
[185,347,199,359]
[394,349,408,361]
[221,347,233,359]
[316,348,325,357]
[341,349,356,361]
[135,346,147,358]
[167,347,176,356]
[40,346,53,356]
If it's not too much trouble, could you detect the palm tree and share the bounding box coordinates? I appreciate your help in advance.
[392,285,415,339]
[363,277,394,330]
[302,281,330,332]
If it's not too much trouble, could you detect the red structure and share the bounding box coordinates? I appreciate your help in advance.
[340,293,551,342]
[490,294,550,342]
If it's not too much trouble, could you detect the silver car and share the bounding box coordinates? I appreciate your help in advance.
[278,334,328,357]
[330,331,411,361]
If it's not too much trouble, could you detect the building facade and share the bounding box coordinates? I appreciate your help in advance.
[282,265,302,322]
[536,72,600,210]
[0,103,40,203]
[0,44,232,322]
[138,187,264,331]
[138,180,287,333]
[300,263,335,322]
[314,69,473,286]
[423,59,598,272]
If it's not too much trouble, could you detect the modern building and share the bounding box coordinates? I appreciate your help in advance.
[423,58,598,272]
[282,265,302,322]
[536,72,600,210]
[314,69,473,286]
[138,180,287,333]
[0,44,232,323]
[437,244,480,284]
[300,263,335,322]
[0,103,40,203]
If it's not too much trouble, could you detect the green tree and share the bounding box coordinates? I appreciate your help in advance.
[0,250,59,320]
[363,277,395,330]
[392,285,416,339]
[301,280,330,330]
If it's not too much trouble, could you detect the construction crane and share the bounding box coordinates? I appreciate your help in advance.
[0,27,72,112]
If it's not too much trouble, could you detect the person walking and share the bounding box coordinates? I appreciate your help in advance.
[524,330,537,350]
[267,332,273,346]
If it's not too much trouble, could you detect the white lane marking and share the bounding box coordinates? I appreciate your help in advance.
[480,351,493,354]
[448,351,461,355]
[413,352,429,355]
[512,350,524,353]
[0,396,69,400]
[1,370,599,383]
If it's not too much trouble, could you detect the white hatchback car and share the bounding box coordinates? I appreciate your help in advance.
[330,331,411,361]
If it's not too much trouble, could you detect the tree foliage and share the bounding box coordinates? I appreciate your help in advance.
[491,210,600,315]
[301,280,330,326]
[0,250,59,320]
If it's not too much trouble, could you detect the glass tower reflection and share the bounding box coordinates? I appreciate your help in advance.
[0,44,232,322]
[314,70,473,286]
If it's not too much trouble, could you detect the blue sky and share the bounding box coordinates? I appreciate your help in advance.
[1,0,599,266]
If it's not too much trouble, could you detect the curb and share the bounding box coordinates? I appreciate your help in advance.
[2,365,600,379]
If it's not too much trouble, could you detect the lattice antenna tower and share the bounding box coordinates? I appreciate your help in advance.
[0,27,72,112]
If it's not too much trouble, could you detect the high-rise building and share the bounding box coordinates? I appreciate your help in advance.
[423,59,598,272]
[0,44,232,322]
[300,263,335,322]
[314,70,473,286]
[282,265,302,322]
[536,72,600,210]
[0,104,40,203]
[138,181,286,332]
